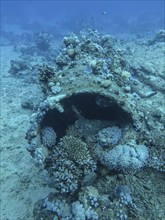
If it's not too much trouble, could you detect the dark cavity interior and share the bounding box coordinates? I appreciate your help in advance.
[41,93,133,141]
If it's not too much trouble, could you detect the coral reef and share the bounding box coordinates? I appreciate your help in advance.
[72,201,86,220]
[102,141,149,172]
[9,59,28,75]
[44,131,97,194]
[97,126,122,147]
[46,154,81,194]
[35,31,52,51]
[41,127,57,149]
[115,185,132,205]
[59,135,96,172]
[24,30,165,220]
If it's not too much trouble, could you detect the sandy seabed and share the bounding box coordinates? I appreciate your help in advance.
[0,46,55,220]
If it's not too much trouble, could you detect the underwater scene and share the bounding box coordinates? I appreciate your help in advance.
[1,1,165,220]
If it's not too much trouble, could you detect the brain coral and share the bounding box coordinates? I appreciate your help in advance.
[41,127,57,149]
[98,126,122,147]
[102,142,149,172]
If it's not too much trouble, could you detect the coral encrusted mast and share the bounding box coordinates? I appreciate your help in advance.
[25,30,165,220]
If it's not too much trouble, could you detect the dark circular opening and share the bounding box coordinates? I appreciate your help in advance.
[41,93,133,141]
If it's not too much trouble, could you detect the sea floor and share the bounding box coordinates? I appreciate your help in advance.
[0,46,56,220]
[0,30,165,219]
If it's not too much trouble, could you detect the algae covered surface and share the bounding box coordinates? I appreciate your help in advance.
[1,2,165,219]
